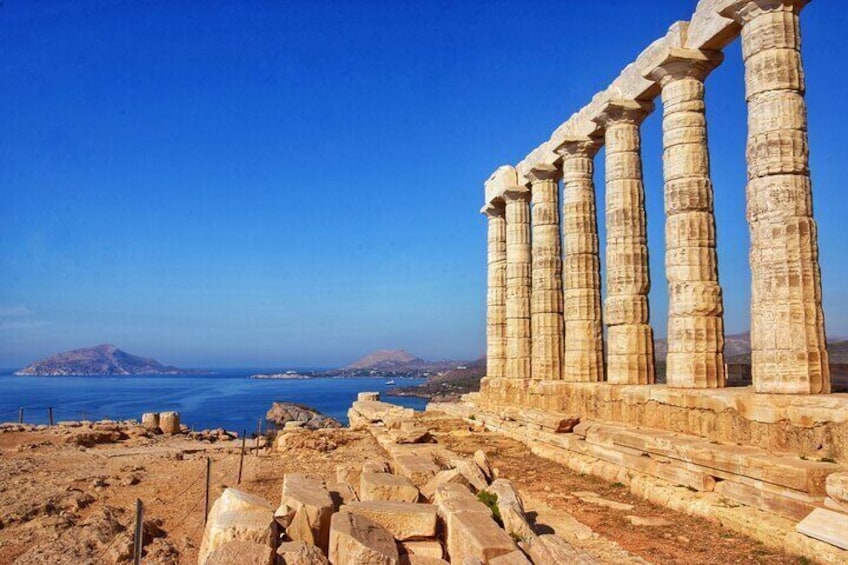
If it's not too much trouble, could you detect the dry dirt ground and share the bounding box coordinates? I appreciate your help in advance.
[0,415,805,565]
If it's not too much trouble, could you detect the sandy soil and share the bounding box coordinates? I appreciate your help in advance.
[0,414,802,565]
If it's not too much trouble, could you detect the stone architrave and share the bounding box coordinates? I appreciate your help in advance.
[528,163,564,381]
[504,179,533,380]
[647,48,726,388]
[594,100,656,385]
[721,0,829,394]
[484,202,507,380]
[555,137,605,383]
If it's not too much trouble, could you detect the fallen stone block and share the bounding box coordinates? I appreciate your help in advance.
[351,400,414,424]
[573,492,634,512]
[487,479,534,541]
[329,510,400,565]
[400,556,449,565]
[198,511,274,565]
[276,540,330,564]
[473,450,494,482]
[827,473,848,504]
[488,549,532,564]
[344,501,438,540]
[141,412,159,432]
[394,454,441,487]
[204,540,274,565]
[360,472,420,503]
[421,469,471,501]
[364,460,392,473]
[159,411,181,434]
[500,406,578,433]
[328,482,358,510]
[399,539,444,559]
[198,488,275,564]
[433,484,516,563]
[625,515,673,527]
[451,458,490,493]
[281,474,335,552]
[521,534,600,564]
[796,508,848,551]
[389,425,432,445]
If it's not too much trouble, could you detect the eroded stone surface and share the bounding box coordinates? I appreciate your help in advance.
[360,472,420,503]
[343,501,437,541]
[328,510,400,565]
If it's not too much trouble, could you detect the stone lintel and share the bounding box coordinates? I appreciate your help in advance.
[643,47,724,85]
[686,0,740,50]
[484,165,518,208]
[593,99,655,128]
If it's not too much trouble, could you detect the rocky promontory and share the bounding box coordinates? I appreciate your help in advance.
[265,402,342,430]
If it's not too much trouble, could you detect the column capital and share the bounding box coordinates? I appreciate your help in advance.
[502,185,531,201]
[644,47,724,86]
[554,135,603,159]
[526,163,561,183]
[593,99,654,128]
[481,201,505,217]
[719,0,808,24]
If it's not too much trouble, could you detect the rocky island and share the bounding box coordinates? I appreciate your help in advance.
[15,344,205,376]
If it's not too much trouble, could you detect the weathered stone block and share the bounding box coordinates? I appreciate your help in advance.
[328,511,400,565]
[343,501,437,541]
[360,472,420,503]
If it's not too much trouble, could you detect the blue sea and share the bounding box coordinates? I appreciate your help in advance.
[0,370,428,433]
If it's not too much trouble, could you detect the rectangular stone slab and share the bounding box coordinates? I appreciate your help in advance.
[796,508,848,551]
[343,501,438,541]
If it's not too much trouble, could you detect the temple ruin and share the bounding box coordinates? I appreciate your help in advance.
[465,0,848,560]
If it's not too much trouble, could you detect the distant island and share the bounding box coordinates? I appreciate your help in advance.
[15,344,206,376]
[249,371,311,380]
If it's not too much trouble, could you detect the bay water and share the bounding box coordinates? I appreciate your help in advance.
[0,370,428,433]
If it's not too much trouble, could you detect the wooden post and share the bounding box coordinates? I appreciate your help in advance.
[255,418,262,455]
[237,431,246,485]
[18,407,23,424]
[204,457,211,524]
[48,407,54,426]
[133,498,144,565]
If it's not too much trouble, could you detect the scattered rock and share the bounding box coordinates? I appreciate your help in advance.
[343,501,438,540]
[277,540,330,564]
[626,515,673,527]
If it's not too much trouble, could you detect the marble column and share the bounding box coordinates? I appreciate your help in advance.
[648,49,726,388]
[504,184,533,380]
[484,202,507,380]
[595,100,656,385]
[556,137,605,382]
[722,0,829,394]
[528,164,564,380]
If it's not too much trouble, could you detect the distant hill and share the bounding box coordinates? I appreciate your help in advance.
[342,349,462,371]
[16,344,196,376]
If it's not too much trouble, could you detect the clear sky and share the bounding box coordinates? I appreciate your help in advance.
[1,1,846,369]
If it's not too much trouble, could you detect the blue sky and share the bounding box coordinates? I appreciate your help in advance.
[1,1,846,368]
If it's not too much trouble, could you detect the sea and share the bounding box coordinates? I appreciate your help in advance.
[0,369,428,433]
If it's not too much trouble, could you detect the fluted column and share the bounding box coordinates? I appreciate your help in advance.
[528,164,564,380]
[484,202,507,380]
[722,0,829,394]
[648,49,726,388]
[556,137,605,382]
[595,100,656,385]
[504,185,533,380]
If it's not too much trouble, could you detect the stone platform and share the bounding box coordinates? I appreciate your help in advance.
[478,378,848,462]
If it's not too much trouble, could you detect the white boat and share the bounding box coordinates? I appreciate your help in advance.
[385,379,396,385]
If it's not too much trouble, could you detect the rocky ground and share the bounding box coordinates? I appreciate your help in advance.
[0,410,804,564]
